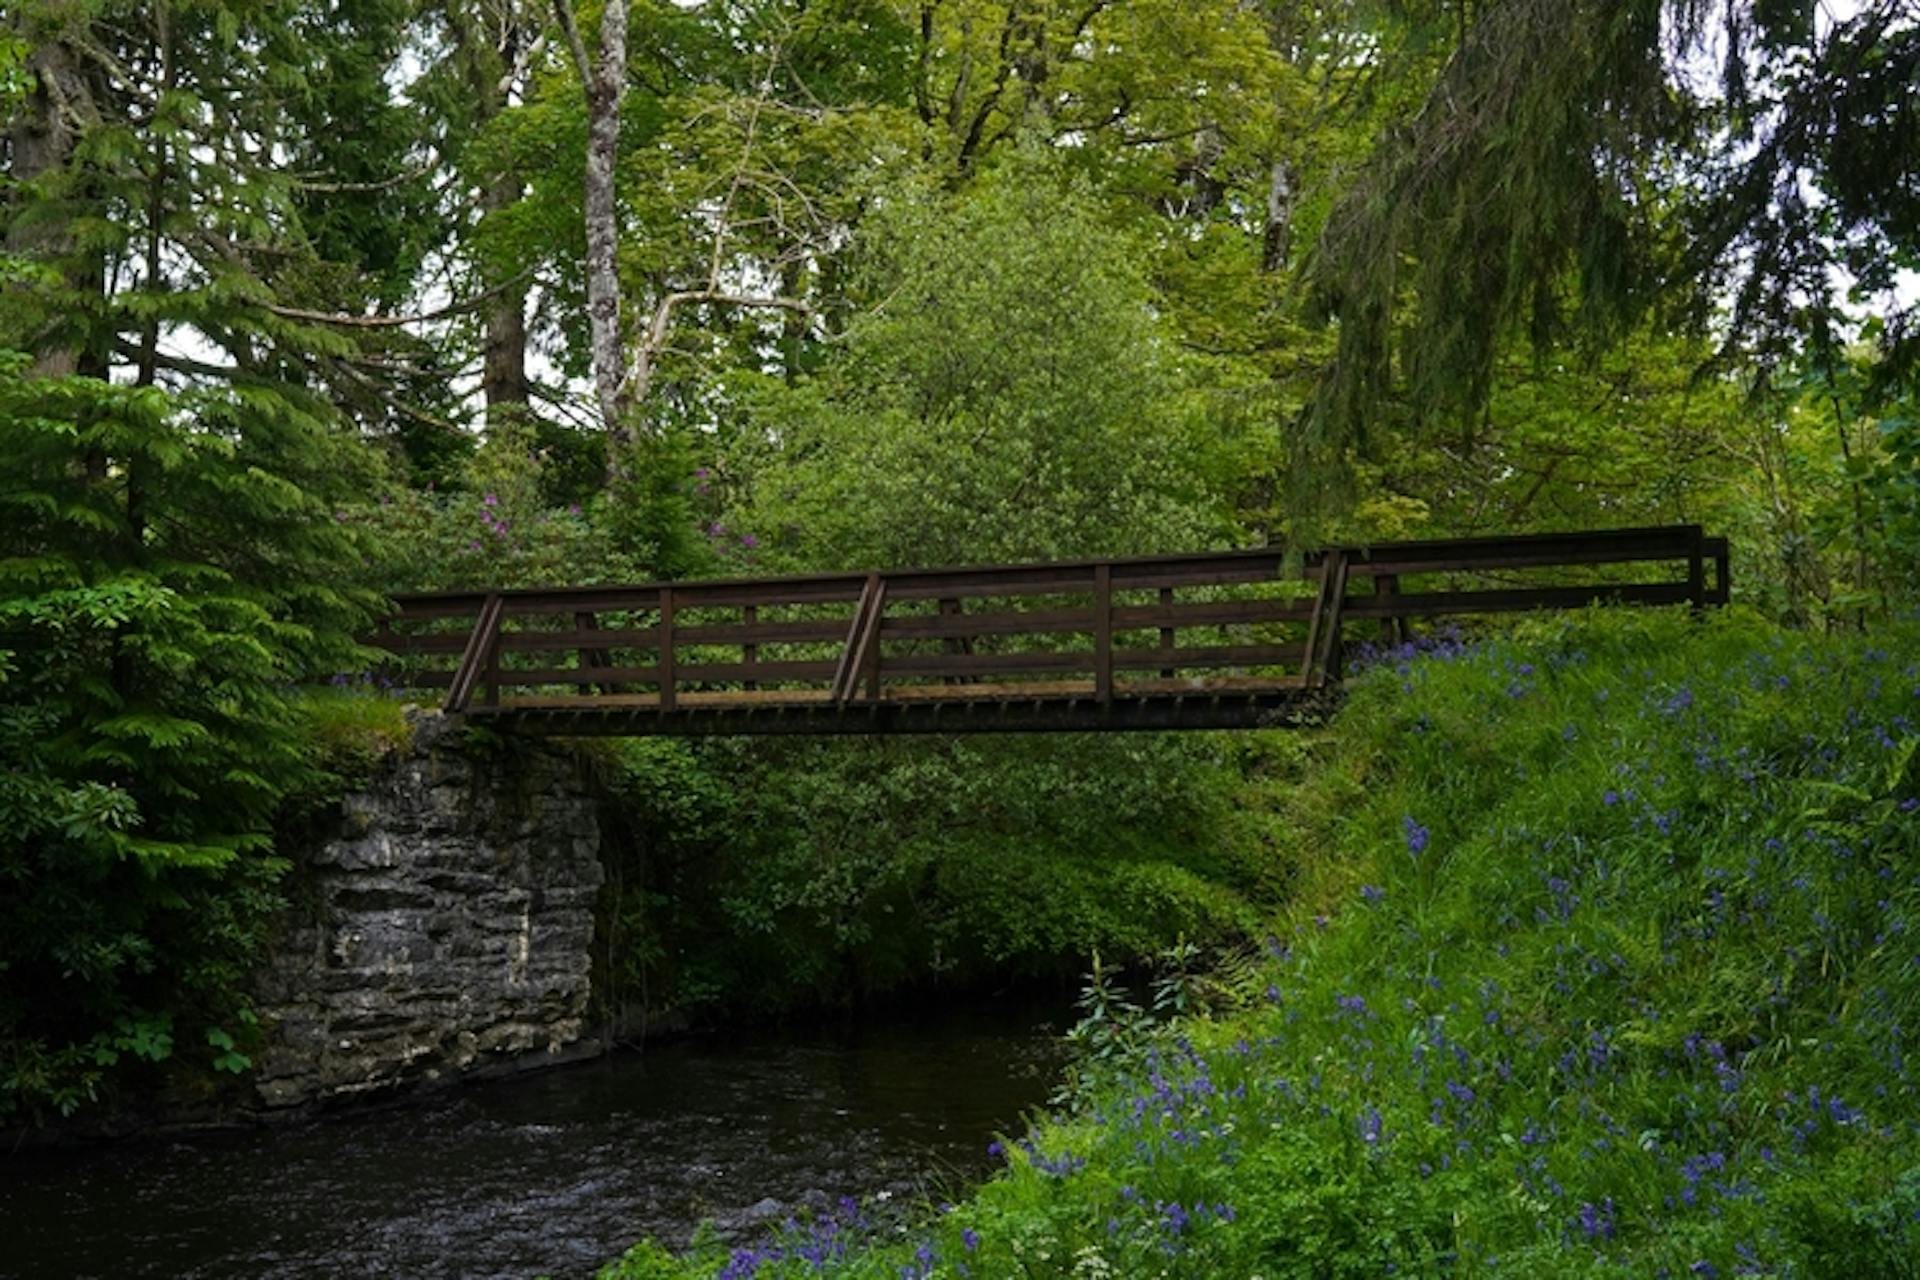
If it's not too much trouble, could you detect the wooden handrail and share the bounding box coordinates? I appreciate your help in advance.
[388,526,1730,726]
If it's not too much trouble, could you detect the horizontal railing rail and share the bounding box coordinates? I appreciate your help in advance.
[365,525,1729,722]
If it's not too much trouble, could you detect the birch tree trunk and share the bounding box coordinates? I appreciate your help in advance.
[1262,158,1296,273]
[554,0,632,489]
[575,0,630,439]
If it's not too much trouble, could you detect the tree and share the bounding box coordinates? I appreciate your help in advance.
[719,155,1225,569]
[1303,0,1920,498]
[0,0,390,1114]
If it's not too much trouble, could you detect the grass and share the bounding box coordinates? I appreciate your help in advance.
[599,608,1920,1279]
[280,683,414,816]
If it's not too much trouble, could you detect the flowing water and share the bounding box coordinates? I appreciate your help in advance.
[0,993,1069,1279]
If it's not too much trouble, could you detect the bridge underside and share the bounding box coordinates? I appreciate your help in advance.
[465,680,1335,736]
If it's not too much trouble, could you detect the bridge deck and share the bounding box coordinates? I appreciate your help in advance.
[371,526,1728,735]
[476,680,1328,736]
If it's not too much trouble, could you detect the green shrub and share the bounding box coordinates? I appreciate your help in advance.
[596,731,1282,1019]
[0,364,382,1119]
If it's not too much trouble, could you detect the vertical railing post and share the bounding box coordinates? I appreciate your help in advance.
[1686,525,1706,613]
[1300,556,1328,687]
[1376,573,1404,644]
[1302,551,1349,689]
[1158,586,1175,679]
[862,587,884,701]
[658,587,676,712]
[742,603,758,691]
[940,597,967,685]
[483,602,503,707]
[574,610,599,695]
[1323,551,1349,683]
[1094,563,1113,702]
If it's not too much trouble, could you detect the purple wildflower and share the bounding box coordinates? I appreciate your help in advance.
[1576,1198,1616,1241]
[1403,816,1430,857]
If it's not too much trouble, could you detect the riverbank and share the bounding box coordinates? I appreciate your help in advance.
[600,610,1920,1278]
[8,684,1269,1143]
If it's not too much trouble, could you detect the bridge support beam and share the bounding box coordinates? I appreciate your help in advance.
[473,690,1340,737]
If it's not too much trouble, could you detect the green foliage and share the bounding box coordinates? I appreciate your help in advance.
[720,154,1228,569]
[280,686,414,824]
[5,0,1918,1147]
[1305,0,1920,520]
[598,731,1279,1018]
[599,612,1920,1278]
[0,359,380,1118]
[1873,404,1920,598]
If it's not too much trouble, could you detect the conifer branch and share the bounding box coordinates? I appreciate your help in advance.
[264,272,534,329]
[287,161,438,194]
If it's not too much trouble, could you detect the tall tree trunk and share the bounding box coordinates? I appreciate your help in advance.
[7,41,100,379]
[555,0,630,448]
[1262,158,1296,272]
[479,167,530,422]
[778,258,808,385]
[465,13,530,428]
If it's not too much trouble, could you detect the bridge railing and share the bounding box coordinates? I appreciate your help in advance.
[369,525,1727,715]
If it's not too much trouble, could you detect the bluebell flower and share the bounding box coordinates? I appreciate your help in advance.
[1576,1198,1616,1241]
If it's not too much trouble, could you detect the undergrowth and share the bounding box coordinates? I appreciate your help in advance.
[594,731,1283,1016]
[599,608,1920,1278]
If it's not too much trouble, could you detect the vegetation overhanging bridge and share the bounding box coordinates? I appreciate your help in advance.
[372,526,1729,736]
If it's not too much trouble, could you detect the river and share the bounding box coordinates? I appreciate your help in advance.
[0,992,1069,1279]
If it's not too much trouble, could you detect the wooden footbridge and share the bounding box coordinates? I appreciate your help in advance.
[371,526,1728,735]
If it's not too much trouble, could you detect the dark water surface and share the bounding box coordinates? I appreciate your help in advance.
[1,995,1068,1279]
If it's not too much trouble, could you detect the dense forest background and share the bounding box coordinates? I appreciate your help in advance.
[3,0,1917,1117]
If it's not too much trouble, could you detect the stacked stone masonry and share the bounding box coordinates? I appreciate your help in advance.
[251,712,604,1109]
